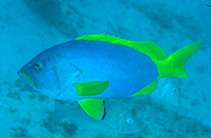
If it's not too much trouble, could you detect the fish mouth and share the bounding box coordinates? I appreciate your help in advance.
[18,70,37,88]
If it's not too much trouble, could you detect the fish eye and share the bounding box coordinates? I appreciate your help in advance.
[172,88,178,93]
[126,118,134,124]
[34,62,43,70]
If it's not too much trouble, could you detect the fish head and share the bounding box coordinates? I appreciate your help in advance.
[18,52,61,98]
[18,49,83,98]
[109,111,141,134]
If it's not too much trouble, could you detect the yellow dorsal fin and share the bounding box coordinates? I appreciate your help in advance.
[76,34,168,61]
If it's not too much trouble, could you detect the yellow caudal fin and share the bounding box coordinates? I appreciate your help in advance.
[156,42,201,78]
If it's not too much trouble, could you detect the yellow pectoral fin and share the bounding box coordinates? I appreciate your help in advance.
[132,80,158,97]
[78,98,106,120]
[74,80,109,96]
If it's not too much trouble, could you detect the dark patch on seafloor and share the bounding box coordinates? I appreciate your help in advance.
[119,0,202,41]
[42,111,78,138]
[21,0,134,39]
[11,119,32,138]
[124,98,211,138]
[22,0,81,37]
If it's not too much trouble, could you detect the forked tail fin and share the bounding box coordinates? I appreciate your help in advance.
[156,42,201,78]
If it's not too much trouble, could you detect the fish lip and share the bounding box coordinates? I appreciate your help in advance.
[17,69,29,84]
[18,69,38,90]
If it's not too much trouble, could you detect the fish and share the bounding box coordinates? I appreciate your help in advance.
[54,100,142,135]
[150,78,182,109]
[18,34,201,120]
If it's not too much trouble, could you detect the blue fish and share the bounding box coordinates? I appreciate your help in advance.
[18,34,201,120]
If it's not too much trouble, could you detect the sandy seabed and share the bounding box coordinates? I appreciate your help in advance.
[0,0,210,137]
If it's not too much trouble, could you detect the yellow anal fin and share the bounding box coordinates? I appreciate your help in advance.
[76,34,168,61]
[74,80,109,96]
[132,80,158,97]
[78,99,106,120]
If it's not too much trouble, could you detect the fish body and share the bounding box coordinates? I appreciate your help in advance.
[18,34,201,120]
[19,40,158,100]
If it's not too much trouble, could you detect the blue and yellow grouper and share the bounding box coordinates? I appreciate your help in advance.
[18,34,201,120]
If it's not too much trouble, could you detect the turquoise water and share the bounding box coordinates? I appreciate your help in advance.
[0,0,210,137]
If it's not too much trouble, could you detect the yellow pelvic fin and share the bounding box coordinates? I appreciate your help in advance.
[74,80,109,96]
[132,80,158,97]
[156,42,201,78]
[78,98,106,120]
[76,34,168,61]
